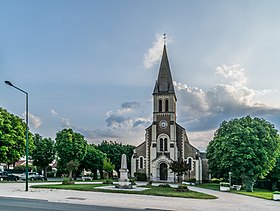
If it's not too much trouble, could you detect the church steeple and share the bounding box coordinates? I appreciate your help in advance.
[152,43,177,122]
[153,45,176,97]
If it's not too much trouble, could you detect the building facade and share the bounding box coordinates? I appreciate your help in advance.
[131,44,208,183]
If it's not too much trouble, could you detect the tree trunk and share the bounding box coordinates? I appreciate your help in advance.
[272,181,278,191]
[177,175,183,183]
[99,167,104,179]
[69,170,73,181]
[93,169,97,180]
[44,166,48,181]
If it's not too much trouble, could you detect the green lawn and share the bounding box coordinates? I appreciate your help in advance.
[233,188,273,200]
[197,183,275,200]
[32,183,217,199]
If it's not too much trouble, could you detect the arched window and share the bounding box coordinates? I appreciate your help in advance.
[160,138,163,151]
[187,157,193,171]
[159,100,162,112]
[165,99,169,112]
[164,138,168,151]
[139,157,144,169]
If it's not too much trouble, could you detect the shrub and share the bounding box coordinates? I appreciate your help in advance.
[103,179,113,184]
[62,177,75,185]
[134,173,147,181]
[129,178,136,185]
[176,184,189,192]
[47,171,55,178]
[211,178,224,183]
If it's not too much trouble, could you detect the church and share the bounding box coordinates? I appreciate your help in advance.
[131,43,209,183]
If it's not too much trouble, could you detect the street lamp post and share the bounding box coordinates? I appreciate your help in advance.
[229,171,232,187]
[5,81,29,191]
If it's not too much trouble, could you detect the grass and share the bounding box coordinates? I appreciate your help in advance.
[197,183,275,200]
[32,183,217,199]
[233,188,273,200]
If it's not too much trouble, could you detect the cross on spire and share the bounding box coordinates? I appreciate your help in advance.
[163,33,167,45]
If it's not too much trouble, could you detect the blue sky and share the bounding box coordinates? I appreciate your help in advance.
[1,0,280,150]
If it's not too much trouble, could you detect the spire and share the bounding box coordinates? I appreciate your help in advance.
[153,44,176,96]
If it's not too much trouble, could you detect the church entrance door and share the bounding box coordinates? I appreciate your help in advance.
[159,163,168,181]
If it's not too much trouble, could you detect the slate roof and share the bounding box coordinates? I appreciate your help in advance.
[134,141,146,157]
[153,45,176,96]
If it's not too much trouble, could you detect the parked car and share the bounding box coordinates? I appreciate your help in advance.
[0,171,19,181]
[20,172,44,181]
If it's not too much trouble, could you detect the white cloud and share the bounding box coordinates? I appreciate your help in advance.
[176,64,280,132]
[23,112,42,128]
[61,117,71,127]
[49,104,150,145]
[51,109,58,116]
[143,34,173,69]
[215,64,247,87]
[51,109,71,128]
[188,130,216,152]
[105,101,151,129]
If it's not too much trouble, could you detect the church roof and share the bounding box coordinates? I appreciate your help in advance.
[153,45,176,96]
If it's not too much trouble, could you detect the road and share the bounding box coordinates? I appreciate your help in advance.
[0,182,279,210]
[0,196,144,211]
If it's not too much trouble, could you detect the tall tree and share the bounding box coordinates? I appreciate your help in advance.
[31,134,55,180]
[55,128,87,179]
[0,107,34,166]
[207,116,280,192]
[97,140,135,173]
[81,144,106,179]
[103,158,115,179]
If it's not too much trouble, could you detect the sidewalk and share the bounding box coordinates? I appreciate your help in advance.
[0,182,279,211]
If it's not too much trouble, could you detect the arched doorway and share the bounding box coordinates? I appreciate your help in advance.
[159,163,168,181]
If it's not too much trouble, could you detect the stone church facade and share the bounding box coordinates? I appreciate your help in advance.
[131,44,209,183]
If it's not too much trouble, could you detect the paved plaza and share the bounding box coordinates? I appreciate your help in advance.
[0,182,279,211]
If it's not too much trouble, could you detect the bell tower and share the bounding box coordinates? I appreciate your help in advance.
[145,42,180,181]
[152,44,177,129]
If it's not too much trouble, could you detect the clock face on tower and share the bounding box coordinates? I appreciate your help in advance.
[159,120,168,129]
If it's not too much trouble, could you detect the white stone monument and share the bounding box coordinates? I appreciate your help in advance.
[118,154,131,188]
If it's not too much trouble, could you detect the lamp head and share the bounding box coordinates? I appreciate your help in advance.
[5,81,13,87]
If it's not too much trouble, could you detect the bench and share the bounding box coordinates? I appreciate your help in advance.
[81,176,93,181]
[231,185,241,191]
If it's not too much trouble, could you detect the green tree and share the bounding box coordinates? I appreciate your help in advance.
[169,159,191,183]
[207,116,280,192]
[267,156,280,191]
[103,158,115,179]
[0,107,34,167]
[55,128,87,179]
[97,140,135,174]
[81,144,106,179]
[30,134,55,180]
